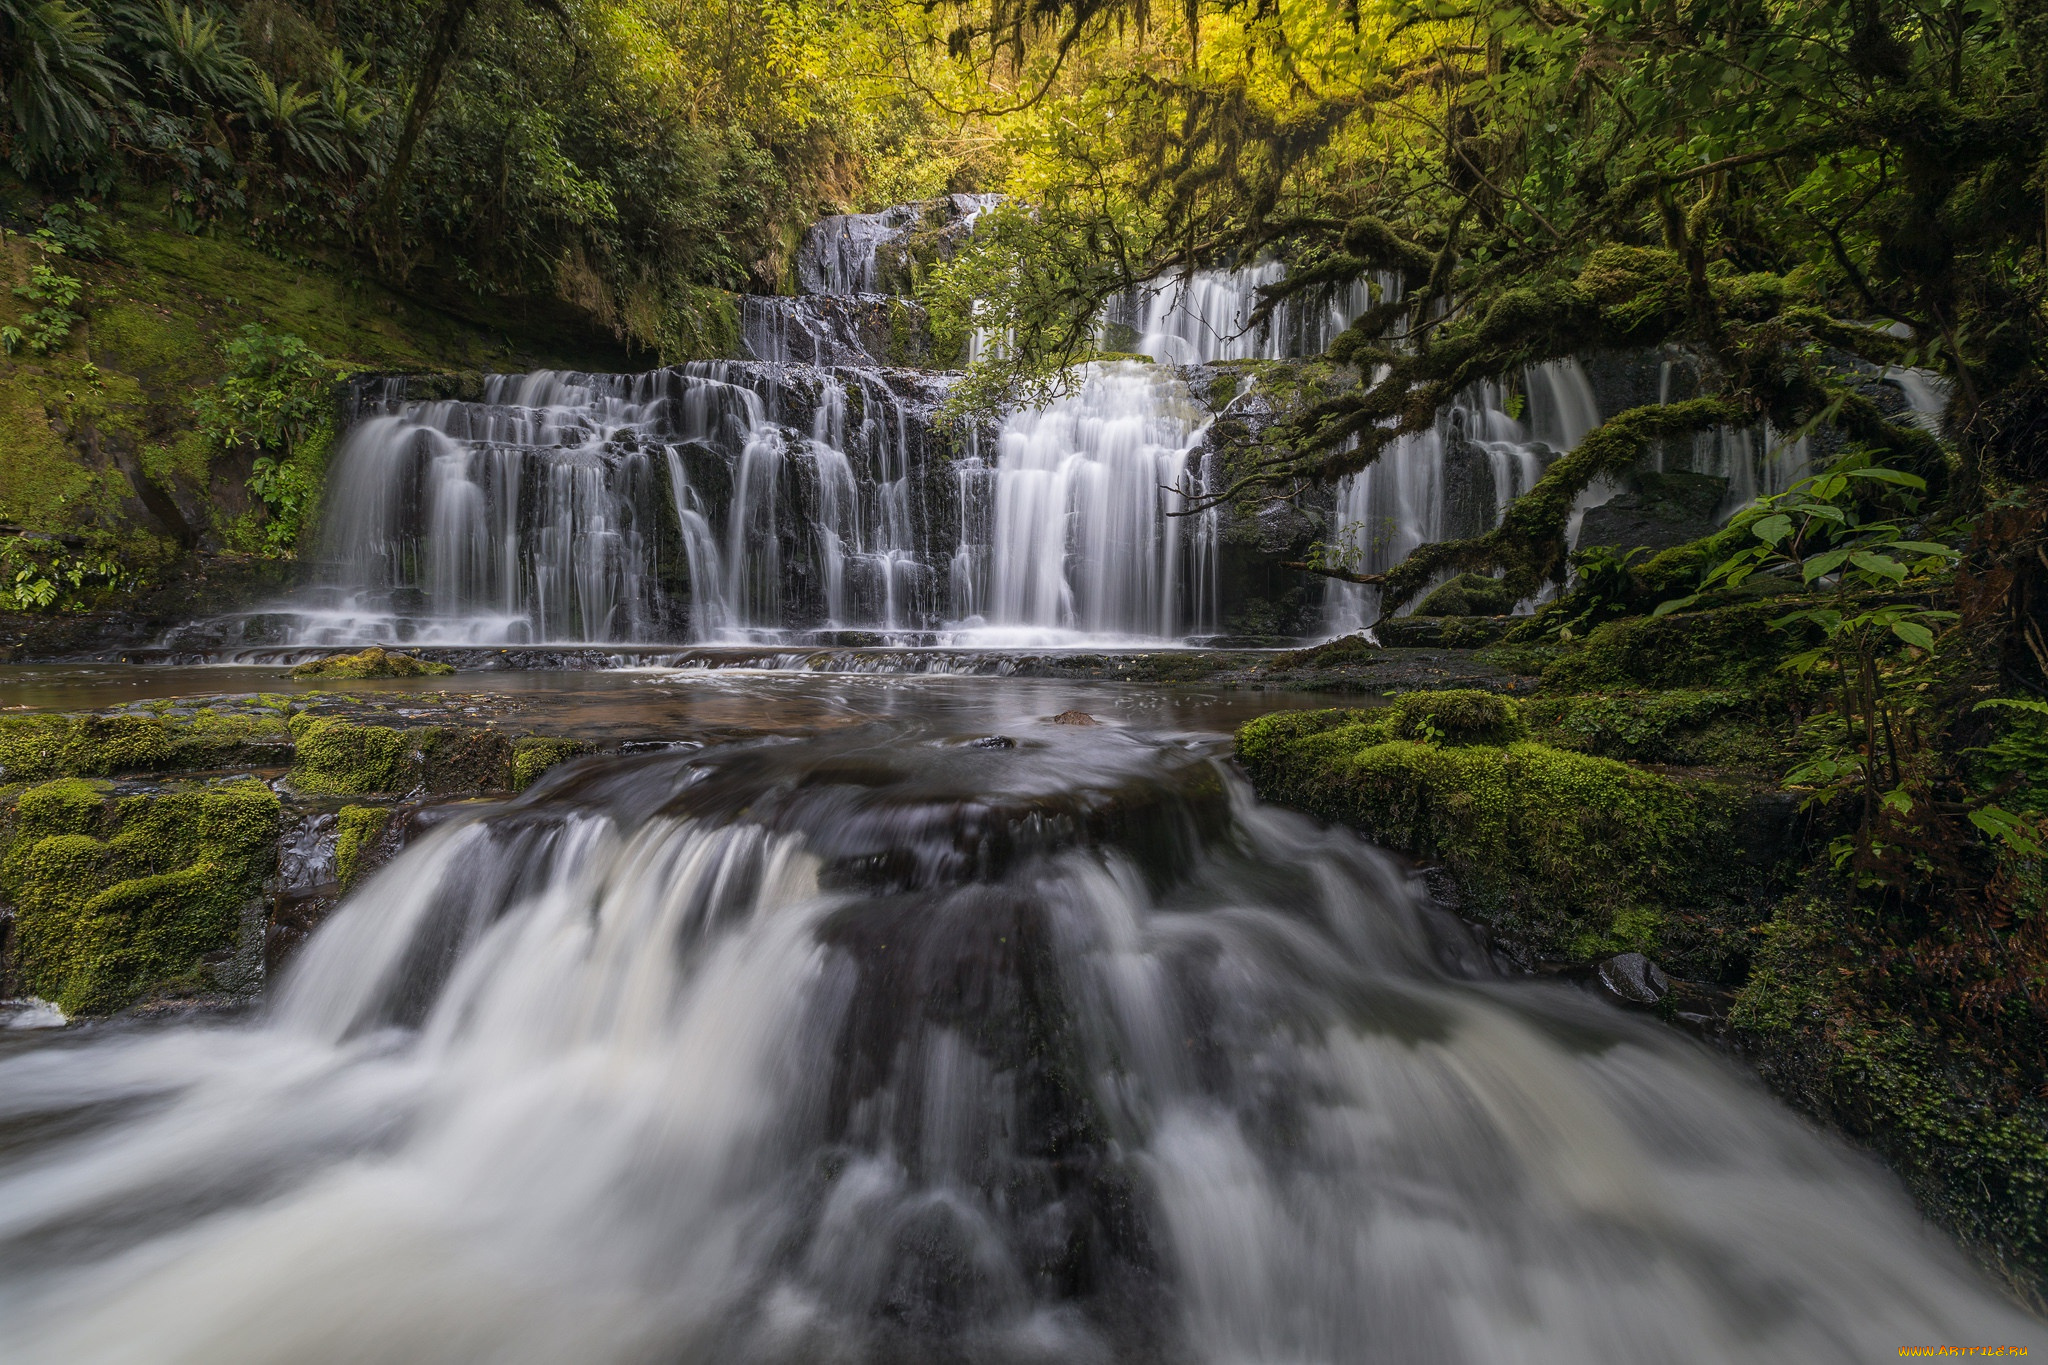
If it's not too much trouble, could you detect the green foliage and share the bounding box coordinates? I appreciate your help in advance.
[3,260,83,355]
[1657,459,1964,870]
[194,324,338,555]
[0,533,132,611]
[920,199,1139,420]
[0,776,278,1013]
[0,0,126,173]
[36,197,105,255]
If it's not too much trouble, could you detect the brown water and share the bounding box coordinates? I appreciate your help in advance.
[0,663,1364,747]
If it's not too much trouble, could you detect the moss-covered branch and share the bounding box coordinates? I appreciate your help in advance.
[1377,398,1743,611]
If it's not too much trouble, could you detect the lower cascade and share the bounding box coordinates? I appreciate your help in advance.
[0,711,2025,1362]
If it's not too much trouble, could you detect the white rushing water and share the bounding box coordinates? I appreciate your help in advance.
[1322,360,1605,631]
[1110,262,1382,364]
[0,706,2030,1362]
[966,362,1219,645]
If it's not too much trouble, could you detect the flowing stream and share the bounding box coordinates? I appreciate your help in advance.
[0,673,2032,1362]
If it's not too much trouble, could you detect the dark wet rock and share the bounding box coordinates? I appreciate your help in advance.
[1597,952,1670,1006]
[969,735,1016,749]
[1578,469,1729,554]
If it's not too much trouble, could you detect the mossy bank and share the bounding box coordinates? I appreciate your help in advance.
[0,692,601,1017]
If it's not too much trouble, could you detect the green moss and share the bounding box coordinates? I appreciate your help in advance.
[289,646,456,679]
[0,711,290,782]
[1520,689,1788,768]
[286,715,407,795]
[1414,572,1519,617]
[14,776,110,834]
[513,736,591,791]
[334,804,390,888]
[0,777,279,1014]
[1238,710,1776,975]
[1387,689,1524,746]
[1540,599,1823,693]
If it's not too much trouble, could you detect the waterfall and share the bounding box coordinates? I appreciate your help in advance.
[1324,359,1603,630]
[966,362,1219,643]
[0,713,2027,1361]
[212,205,1819,652]
[256,362,956,647]
[305,371,676,645]
[1108,262,1383,364]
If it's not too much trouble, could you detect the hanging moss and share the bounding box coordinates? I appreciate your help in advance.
[0,777,279,1014]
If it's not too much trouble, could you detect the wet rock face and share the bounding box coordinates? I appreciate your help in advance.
[1440,412,1500,543]
[1576,469,1729,554]
[1598,951,1671,1006]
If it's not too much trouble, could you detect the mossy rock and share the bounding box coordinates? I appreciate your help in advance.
[1520,689,1788,768]
[1541,599,1824,692]
[1734,892,2048,1286]
[1387,689,1524,746]
[0,710,291,782]
[289,647,455,679]
[0,777,279,1014]
[1376,615,1515,648]
[513,737,592,791]
[1415,572,1520,617]
[286,715,514,794]
[1237,709,1787,977]
[334,804,391,888]
[287,715,408,794]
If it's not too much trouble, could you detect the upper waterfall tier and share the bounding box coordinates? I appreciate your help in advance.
[190,359,1229,649]
[1104,263,1389,365]
[166,197,1874,652]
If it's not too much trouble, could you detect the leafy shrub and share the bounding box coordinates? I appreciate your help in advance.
[2,262,84,355]
[194,324,339,555]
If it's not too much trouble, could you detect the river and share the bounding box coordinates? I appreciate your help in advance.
[0,663,2032,1363]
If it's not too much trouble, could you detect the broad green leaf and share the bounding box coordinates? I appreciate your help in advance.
[1849,551,1907,582]
[1651,594,1698,618]
[1890,619,1935,650]
[1752,513,1792,545]
[1802,547,1853,580]
[1845,467,1927,489]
